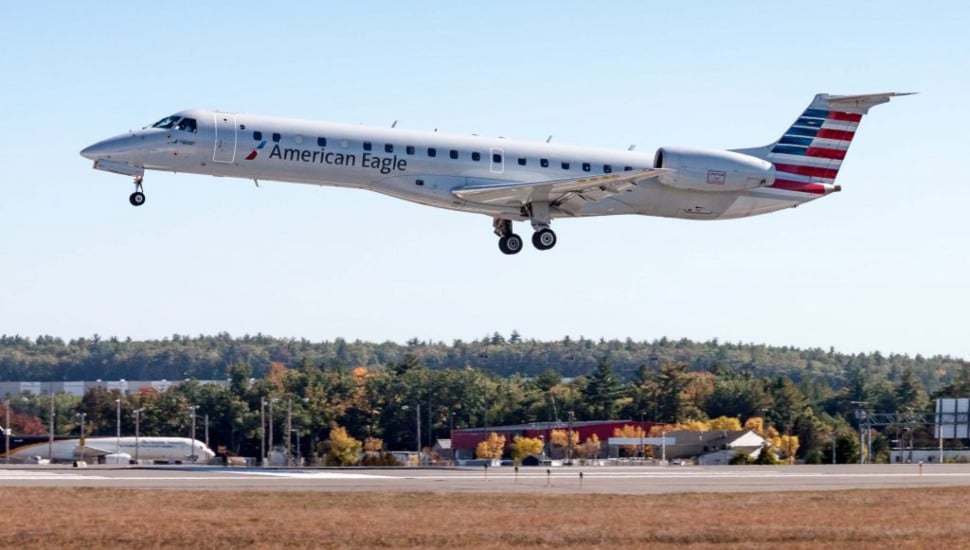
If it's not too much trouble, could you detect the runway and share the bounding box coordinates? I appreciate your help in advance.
[2,463,969,494]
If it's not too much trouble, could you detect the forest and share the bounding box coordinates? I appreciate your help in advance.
[1,333,967,464]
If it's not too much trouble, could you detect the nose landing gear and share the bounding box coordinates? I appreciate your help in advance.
[129,176,146,207]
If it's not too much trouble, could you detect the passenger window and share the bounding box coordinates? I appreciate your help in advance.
[385,144,394,153]
[449,150,459,159]
[472,152,481,161]
[428,148,437,157]
[582,162,591,172]
[540,158,549,168]
[317,137,327,147]
[492,153,502,163]
[604,164,612,173]
[363,141,372,151]
[177,118,197,133]
[561,161,570,170]
[253,131,263,141]
[517,158,526,166]
[406,145,415,155]
[272,133,281,143]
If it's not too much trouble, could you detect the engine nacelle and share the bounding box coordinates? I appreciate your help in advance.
[653,147,775,192]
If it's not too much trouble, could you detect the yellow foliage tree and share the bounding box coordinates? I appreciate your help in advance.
[475,432,506,459]
[326,425,362,466]
[744,417,764,435]
[774,434,800,463]
[613,424,646,457]
[549,428,579,454]
[708,416,743,431]
[509,435,544,463]
[578,434,602,459]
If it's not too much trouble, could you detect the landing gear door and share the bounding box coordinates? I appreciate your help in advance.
[213,113,237,163]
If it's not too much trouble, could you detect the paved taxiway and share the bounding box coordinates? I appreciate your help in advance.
[2,464,970,494]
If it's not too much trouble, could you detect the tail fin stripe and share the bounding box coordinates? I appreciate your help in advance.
[828,111,863,123]
[786,126,821,138]
[779,135,814,146]
[773,163,839,179]
[805,147,847,160]
[803,108,830,118]
[772,145,808,156]
[816,128,855,141]
[770,179,829,195]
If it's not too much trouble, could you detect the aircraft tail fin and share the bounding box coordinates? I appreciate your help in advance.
[734,92,913,194]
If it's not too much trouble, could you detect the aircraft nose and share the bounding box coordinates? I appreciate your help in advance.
[80,134,143,162]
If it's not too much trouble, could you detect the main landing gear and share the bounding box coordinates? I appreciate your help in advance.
[493,219,557,255]
[129,176,146,207]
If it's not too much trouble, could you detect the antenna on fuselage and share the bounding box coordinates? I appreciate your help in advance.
[546,135,553,143]
[628,144,636,151]
[391,120,398,128]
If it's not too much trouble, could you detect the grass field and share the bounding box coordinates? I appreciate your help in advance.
[4,487,967,548]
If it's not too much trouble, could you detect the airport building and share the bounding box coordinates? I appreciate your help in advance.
[450,420,657,460]
[0,379,228,398]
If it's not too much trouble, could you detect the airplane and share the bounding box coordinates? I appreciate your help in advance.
[2,430,215,464]
[80,92,910,254]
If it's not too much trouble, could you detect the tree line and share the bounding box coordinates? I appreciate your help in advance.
[2,334,968,465]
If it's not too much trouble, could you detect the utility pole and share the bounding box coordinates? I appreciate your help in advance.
[416,403,421,454]
[260,397,266,466]
[567,411,575,465]
[189,405,199,463]
[4,399,9,465]
[48,383,55,461]
[115,399,121,460]
[268,398,275,465]
[286,399,292,464]
[133,408,144,463]
[75,412,87,463]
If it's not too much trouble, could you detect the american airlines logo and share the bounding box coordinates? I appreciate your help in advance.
[254,144,407,175]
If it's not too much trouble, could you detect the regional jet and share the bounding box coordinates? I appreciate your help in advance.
[3,430,215,464]
[80,93,909,254]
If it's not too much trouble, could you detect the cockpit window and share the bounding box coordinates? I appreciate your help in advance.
[176,118,197,133]
[151,115,181,129]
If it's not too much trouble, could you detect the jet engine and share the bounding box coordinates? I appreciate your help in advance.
[653,147,775,192]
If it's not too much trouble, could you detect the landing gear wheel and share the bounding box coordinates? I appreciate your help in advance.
[499,233,524,255]
[129,192,146,206]
[532,228,557,250]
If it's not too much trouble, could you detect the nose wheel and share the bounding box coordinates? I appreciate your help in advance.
[129,176,146,207]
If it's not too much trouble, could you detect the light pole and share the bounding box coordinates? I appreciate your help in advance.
[133,408,144,463]
[268,398,278,465]
[115,399,121,459]
[188,405,199,463]
[640,411,645,463]
[260,397,266,466]
[4,399,9,465]
[416,403,421,454]
[286,399,293,465]
[48,385,55,461]
[293,428,301,466]
[75,412,87,463]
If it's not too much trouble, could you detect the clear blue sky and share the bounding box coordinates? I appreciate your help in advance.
[1,2,968,359]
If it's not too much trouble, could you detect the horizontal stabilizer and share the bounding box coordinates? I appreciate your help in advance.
[814,92,916,115]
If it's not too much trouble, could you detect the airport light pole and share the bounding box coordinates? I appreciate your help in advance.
[286,399,292,465]
[4,399,9,464]
[260,397,266,466]
[48,384,55,461]
[268,398,278,465]
[188,405,199,463]
[115,399,121,460]
[133,408,144,463]
[75,412,87,463]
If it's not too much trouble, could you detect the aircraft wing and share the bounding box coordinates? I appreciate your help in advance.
[452,168,667,213]
[72,444,115,457]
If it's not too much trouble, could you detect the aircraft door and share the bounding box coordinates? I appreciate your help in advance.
[213,113,237,163]
[490,148,504,174]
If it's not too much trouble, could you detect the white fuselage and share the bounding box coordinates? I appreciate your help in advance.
[82,109,812,222]
[7,436,215,464]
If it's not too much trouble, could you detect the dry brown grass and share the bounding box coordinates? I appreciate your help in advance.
[3,487,967,549]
